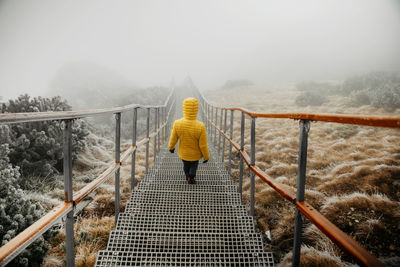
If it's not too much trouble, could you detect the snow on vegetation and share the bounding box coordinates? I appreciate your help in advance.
[205,74,400,266]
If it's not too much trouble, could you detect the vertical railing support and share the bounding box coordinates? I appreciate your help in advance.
[157,108,160,154]
[131,108,137,191]
[210,106,214,137]
[114,112,121,225]
[228,110,234,176]
[218,109,223,160]
[250,116,256,216]
[154,108,158,163]
[239,112,245,196]
[214,107,218,146]
[163,107,166,143]
[208,105,211,133]
[206,104,210,133]
[221,109,227,162]
[165,106,168,142]
[63,119,75,267]
[292,119,311,267]
[145,108,150,174]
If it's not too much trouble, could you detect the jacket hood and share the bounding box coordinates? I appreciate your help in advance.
[182,98,198,120]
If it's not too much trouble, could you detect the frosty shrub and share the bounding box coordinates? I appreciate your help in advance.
[295,91,326,107]
[341,75,365,95]
[347,91,371,107]
[369,83,400,110]
[342,72,400,110]
[2,94,89,177]
[0,142,51,266]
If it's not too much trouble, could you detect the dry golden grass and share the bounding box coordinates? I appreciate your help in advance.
[205,85,400,265]
[43,216,114,267]
[278,245,348,267]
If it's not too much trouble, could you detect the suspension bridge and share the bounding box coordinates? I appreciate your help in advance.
[1,87,399,266]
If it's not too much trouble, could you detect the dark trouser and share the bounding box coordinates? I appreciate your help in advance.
[182,160,199,179]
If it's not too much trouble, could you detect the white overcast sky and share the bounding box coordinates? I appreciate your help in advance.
[0,0,399,99]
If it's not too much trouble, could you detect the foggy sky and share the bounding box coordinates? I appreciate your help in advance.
[0,0,399,100]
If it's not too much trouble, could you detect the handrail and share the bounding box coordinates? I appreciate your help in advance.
[0,88,176,265]
[199,92,391,267]
[0,203,73,265]
[206,104,400,128]
[0,87,174,125]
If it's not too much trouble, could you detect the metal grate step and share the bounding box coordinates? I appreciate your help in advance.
[124,204,248,217]
[129,190,242,205]
[115,213,255,233]
[136,183,237,193]
[152,162,224,168]
[145,173,231,180]
[96,250,275,266]
[95,141,274,266]
[107,231,266,253]
[141,179,235,186]
[147,169,227,176]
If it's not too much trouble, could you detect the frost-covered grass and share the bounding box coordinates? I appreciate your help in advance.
[206,85,400,266]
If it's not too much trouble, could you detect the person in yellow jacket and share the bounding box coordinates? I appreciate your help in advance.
[168,97,210,184]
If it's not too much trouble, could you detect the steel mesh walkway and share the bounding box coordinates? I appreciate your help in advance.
[95,145,274,266]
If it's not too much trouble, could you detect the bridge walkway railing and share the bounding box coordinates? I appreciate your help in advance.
[195,88,399,267]
[0,88,176,266]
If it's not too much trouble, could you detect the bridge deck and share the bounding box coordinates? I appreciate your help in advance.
[95,145,274,266]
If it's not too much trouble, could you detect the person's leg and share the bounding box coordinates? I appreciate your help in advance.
[182,160,191,182]
[188,160,199,183]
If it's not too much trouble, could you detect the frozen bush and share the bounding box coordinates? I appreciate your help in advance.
[295,91,326,107]
[347,91,371,107]
[0,142,51,266]
[2,94,89,176]
[369,83,400,110]
[341,72,400,110]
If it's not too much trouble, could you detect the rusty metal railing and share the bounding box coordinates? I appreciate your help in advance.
[0,88,176,266]
[196,89,398,267]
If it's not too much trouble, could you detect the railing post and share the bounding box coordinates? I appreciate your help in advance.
[222,109,227,162]
[165,106,168,142]
[218,109,223,160]
[131,108,137,191]
[239,112,245,196]
[250,116,256,216]
[292,119,311,267]
[214,108,218,146]
[207,105,210,133]
[208,105,211,133]
[114,112,121,225]
[228,110,234,176]
[145,108,150,174]
[157,108,160,153]
[210,106,214,138]
[163,107,166,143]
[63,119,75,267]
[154,108,158,163]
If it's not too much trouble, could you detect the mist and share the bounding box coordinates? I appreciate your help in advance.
[0,0,399,100]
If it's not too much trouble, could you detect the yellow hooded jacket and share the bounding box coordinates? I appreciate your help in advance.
[168,98,210,161]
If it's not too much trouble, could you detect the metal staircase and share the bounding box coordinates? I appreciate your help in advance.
[95,144,275,266]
